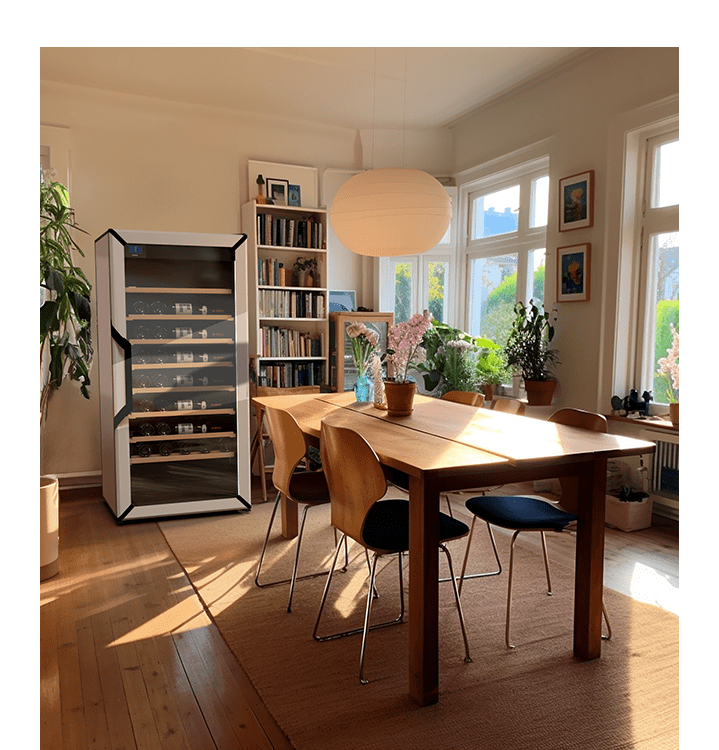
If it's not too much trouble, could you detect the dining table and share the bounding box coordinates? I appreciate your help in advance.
[251,390,656,707]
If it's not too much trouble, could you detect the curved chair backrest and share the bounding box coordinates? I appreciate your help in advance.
[441,391,485,407]
[491,397,525,415]
[320,421,387,545]
[547,408,608,513]
[264,406,309,498]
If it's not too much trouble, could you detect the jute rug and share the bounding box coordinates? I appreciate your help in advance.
[159,498,678,750]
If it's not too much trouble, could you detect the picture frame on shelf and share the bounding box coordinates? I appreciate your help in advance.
[559,170,594,231]
[328,290,356,312]
[557,243,591,302]
[288,184,301,206]
[267,178,289,206]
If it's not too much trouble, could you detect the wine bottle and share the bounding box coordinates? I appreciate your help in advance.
[174,302,193,315]
[159,442,173,457]
[176,351,194,363]
[173,374,194,387]
[150,300,168,315]
[155,421,172,436]
[174,326,192,339]
[138,443,153,458]
[134,374,152,388]
[132,300,148,315]
[152,373,169,388]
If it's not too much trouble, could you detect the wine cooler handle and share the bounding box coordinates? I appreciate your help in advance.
[111,325,133,429]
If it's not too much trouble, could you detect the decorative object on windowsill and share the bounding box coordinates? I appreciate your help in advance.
[611,389,653,418]
[504,300,559,406]
[384,311,432,416]
[657,323,679,426]
[346,321,379,403]
[255,174,267,204]
[41,176,93,580]
[294,256,318,288]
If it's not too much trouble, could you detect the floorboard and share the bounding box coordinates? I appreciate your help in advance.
[40,477,678,750]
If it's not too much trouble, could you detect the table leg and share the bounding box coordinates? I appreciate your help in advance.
[573,458,607,660]
[280,494,298,539]
[408,474,440,706]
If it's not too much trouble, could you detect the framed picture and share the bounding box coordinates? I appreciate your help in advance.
[328,289,356,312]
[557,243,591,302]
[266,178,289,206]
[559,170,594,231]
[288,184,301,206]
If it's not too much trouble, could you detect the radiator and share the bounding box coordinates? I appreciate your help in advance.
[652,439,679,497]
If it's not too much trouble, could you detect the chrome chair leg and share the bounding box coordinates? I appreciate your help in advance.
[505,530,521,649]
[602,600,612,640]
[454,516,503,594]
[255,490,282,588]
[440,543,472,664]
[287,504,311,612]
[540,531,553,596]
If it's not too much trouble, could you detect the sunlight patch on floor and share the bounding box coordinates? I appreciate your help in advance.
[108,597,209,645]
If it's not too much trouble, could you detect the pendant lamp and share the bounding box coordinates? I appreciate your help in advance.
[330,167,451,257]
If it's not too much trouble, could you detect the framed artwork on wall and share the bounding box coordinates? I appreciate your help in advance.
[557,243,591,302]
[288,184,301,206]
[559,170,594,231]
[266,178,289,205]
[328,290,356,312]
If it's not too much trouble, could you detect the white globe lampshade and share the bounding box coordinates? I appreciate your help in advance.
[330,168,451,257]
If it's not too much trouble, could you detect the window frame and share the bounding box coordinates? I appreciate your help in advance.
[460,158,550,336]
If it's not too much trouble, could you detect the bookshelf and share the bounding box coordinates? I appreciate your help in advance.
[241,200,329,388]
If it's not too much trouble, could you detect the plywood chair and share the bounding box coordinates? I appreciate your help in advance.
[441,390,485,407]
[254,406,346,613]
[313,421,472,684]
[491,397,526,415]
[460,407,612,648]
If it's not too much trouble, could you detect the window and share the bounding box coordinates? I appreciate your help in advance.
[636,130,679,404]
[463,163,549,344]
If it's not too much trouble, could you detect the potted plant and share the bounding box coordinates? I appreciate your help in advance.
[385,311,432,416]
[656,323,679,426]
[504,300,559,405]
[40,177,93,579]
[475,344,510,401]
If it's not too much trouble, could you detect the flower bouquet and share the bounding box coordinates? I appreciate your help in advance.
[346,321,379,402]
[384,311,432,415]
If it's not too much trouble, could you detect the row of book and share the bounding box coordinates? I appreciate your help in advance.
[255,361,326,388]
[256,213,325,249]
[258,289,325,320]
[260,326,324,358]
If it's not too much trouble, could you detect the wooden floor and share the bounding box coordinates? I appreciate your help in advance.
[40,478,679,750]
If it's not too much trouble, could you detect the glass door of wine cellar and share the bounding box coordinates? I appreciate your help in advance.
[95,229,250,521]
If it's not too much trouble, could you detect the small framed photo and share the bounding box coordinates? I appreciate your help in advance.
[288,184,301,207]
[266,178,289,206]
[559,170,594,231]
[557,243,590,302]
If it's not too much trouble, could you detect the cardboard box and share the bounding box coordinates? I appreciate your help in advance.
[605,494,653,532]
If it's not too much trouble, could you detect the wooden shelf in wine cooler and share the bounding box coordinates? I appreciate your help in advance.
[130,432,236,443]
[129,339,234,345]
[126,314,233,321]
[130,409,236,418]
[125,286,233,295]
[130,450,236,465]
[132,386,234,394]
[132,362,233,369]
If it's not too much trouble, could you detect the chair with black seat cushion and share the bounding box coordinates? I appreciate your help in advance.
[255,406,347,613]
[460,407,612,648]
[313,421,472,684]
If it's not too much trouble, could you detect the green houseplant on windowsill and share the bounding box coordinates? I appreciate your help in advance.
[40,176,93,579]
[504,299,559,405]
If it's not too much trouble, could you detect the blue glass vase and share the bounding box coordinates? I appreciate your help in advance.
[354,372,373,403]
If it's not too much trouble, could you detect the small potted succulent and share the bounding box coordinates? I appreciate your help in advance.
[504,299,559,405]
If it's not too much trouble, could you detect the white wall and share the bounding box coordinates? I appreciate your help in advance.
[39,80,453,477]
[450,47,679,413]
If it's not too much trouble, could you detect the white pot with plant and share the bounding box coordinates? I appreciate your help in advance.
[40,177,93,579]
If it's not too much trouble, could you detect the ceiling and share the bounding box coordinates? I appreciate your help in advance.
[40,47,593,131]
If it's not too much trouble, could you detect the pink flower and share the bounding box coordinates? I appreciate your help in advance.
[657,324,679,398]
[387,311,432,383]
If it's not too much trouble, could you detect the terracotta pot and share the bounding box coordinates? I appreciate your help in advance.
[41,475,60,581]
[524,379,556,406]
[482,384,494,402]
[384,380,416,416]
[669,402,679,426]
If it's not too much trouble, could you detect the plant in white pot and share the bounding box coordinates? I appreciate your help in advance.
[504,300,559,405]
[40,177,93,579]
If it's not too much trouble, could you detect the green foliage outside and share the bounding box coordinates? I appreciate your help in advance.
[653,300,679,402]
[394,262,412,323]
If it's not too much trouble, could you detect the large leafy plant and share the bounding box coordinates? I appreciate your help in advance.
[504,300,558,382]
[418,320,507,395]
[40,179,93,424]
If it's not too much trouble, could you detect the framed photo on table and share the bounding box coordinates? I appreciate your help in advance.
[288,184,301,206]
[266,178,289,206]
[559,170,594,231]
[557,243,590,302]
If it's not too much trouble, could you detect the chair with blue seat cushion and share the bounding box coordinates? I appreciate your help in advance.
[460,407,612,648]
[254,406,347,613]
[313,420,472,684]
